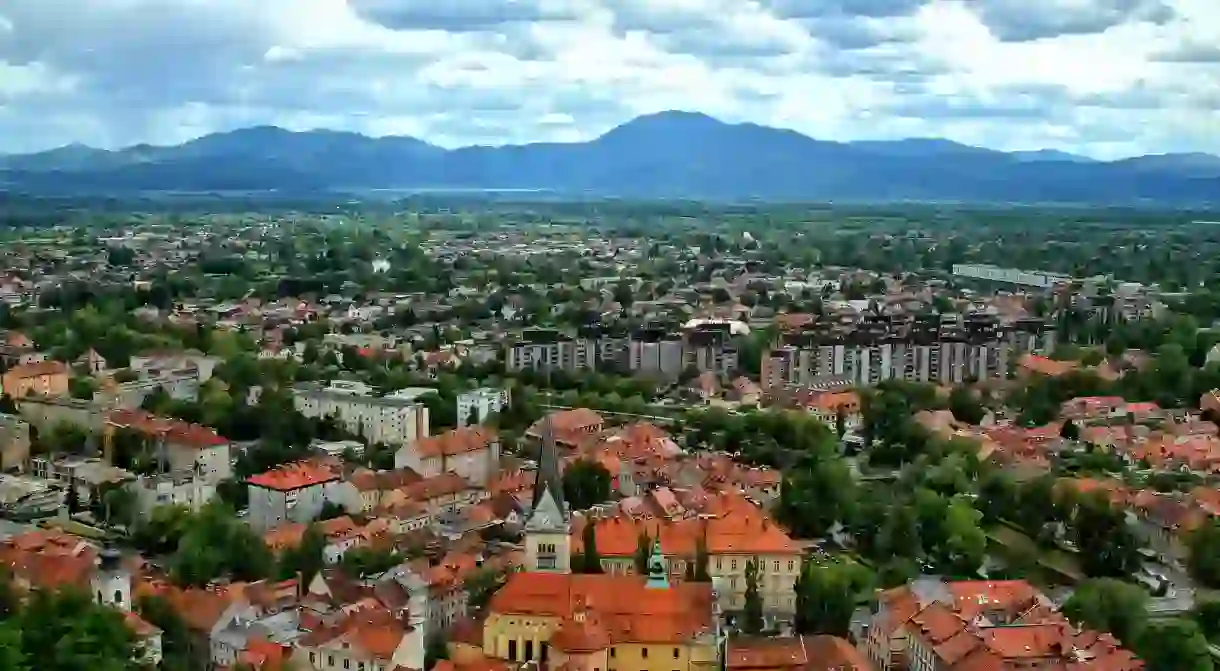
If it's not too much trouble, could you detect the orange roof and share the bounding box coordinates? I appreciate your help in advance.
[1018,354,1077,377]
[4,360,67,379]
[550,598,613,652]
[415,425,497,459]
[299,605,409,661]
[402,471,474,501]
[573,497,798,559]
[490,572,713,645]
[107,408,229,448]
[247,460,340,491]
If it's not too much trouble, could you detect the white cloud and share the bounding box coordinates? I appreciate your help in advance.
[0,0,1214,157]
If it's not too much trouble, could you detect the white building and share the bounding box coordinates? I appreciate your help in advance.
[246,461,342,532]
[456,387,510,427]
[292,380,429,446]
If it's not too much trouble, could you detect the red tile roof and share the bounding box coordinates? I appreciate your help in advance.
[247,460,340,491]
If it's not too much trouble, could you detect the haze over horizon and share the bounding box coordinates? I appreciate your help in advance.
[0,0,1216,160]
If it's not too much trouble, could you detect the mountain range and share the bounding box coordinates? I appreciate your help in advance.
[2,111,1219,204]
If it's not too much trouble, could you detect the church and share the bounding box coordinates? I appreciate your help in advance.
[478,419,724,671]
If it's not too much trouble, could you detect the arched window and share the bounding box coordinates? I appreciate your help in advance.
[114,589,123,605]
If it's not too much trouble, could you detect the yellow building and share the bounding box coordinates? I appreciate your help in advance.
[483,416,724,671]
[572,493,802,617]
[2,360,69,399]
[483,559,721,671]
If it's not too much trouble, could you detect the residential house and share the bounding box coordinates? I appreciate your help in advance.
[2,360,69,398]
[396,425,500,486]
[247,460,343,532]
[103,409,233,483]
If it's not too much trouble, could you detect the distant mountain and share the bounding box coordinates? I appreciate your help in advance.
[1,111,1217,205]
[1010,149,1096,163]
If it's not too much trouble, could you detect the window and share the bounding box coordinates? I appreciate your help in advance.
[642,648,649,659]
[328,655,335,667]
[773,561,780,572]
[610,648,616,658]
[526,641,535,661]
[674,648,681,659]
[344,661,350,670]
[114,590,123,605]
[788,560,795,571]
[508,640,518,661]
[731,560,737,570]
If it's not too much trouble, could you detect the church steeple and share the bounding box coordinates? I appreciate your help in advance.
[645,537,669,589]
[525,415,571,573]
[529,415,567,521]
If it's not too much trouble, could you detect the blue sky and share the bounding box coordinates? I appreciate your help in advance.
[0,0,1216,159]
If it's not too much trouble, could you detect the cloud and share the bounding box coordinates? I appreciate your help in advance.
[0,0,1214,159]
[970,0,1175,42]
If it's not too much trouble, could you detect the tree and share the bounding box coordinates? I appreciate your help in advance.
[1072,492,1141,578]
[834,405,846,439]
[794,560,864,636]
[1192,599,1220,642]
[562,460,612,511]
[777,456,856,538]
[577,522,603,574]
[1062,578,1148,646]
[465,567,504,609]
[64,485,80,514]
[317,501,347,521]
[692,533,711,582]
[633,533,651,575]
[280,524,327,584]
[1136,619,1213,671]
[1060,419,1080,441]
[1189,518,1220,588]
[742,558,764,634]
[7,587,142,671]
[948,386,985,424]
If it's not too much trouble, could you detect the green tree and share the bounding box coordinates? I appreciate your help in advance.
[1137,619,1213,671]
[633,533,651,575]
[1189,518,1220,588]
[1072,492,1141,578]
[562,459,612,511]
[466,568,504,609]
[1193,599,1220,642]
[742,558,764,634]
[948,386,985,424]
[280,523,327,584]
[794,560,864,637]
[777,456,856,538]
[834,405,846,439]
[1063,578,1149,646]
[577,522,603,574]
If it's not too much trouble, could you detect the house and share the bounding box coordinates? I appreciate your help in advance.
[797,390,862,432]
[527,409,605,448]
[337,468,423,515]
[727,636,871,671]
[246,460,343,532]
[864,577,1140,671]
[103,409,233,483]
[2,360,69,398]
[296,603,423,671]
[728,377,761,406]
[76,348,109,376]
[396,425,500,486]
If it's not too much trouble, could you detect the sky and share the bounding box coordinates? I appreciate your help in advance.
[0,0,1217,159]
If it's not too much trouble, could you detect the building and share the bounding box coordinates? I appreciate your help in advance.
[951,264,1072,289]
[396,425,501,486]
[525,418,571,574]
[865,577,1141,671]
[726,636,871,671]
[128,472,216,516]
[293,380,429,446]
[527,409,605,449]
[2,360,69,398]
[484,456,724,671]
[457,387,511,427]
[0,412,31,471]
[761,314,1055,390]
[129,350,219,382]
[94,367,201,409]
[573,495,802,619]
[628,327,687,377]
[506,329,597,374]
[103,409,232,484]
[246,460,343,532]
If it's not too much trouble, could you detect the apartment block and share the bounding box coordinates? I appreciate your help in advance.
[293,380,429,446]
[762,313,1055,391]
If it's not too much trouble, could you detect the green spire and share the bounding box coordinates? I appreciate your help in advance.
[645,537,668,589]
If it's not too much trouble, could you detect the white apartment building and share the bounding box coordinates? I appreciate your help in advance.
[246,461,342,532]
[292,380,429,446]
[455,387,510,427]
